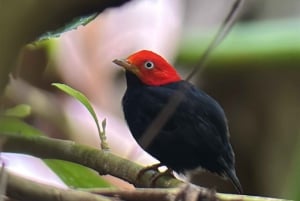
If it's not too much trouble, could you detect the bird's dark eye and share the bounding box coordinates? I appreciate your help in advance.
[144,61,154,69]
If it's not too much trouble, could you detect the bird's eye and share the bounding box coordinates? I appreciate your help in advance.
[144,61,154,69]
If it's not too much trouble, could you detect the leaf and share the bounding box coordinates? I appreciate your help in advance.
[44,159,114,188]
[52,83,102,138]
[4,104,31,118]
[38,12,98,41]
[52,83,109,149]
[0,116,44,136]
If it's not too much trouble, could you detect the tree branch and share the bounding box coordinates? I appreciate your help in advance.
[0,133,289,201]
[88,188,178,201]
[0,133,182,188]
[87,186,289,201]
[87,187,212,201]
[6,172,115,201]
[6,171,214,201]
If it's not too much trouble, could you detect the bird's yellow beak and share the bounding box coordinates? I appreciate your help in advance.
[113,59,140,75]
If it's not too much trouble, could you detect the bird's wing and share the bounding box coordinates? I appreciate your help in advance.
[145,82,231,155]
[123,82,235,172]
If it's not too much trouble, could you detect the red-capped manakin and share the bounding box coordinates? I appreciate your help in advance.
[113,50,242,193]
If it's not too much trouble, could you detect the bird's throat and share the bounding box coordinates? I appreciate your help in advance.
[125,71,143,88]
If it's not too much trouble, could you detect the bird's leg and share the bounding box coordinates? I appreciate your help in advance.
[136,163,175,186]
[136,163,163,182]
[150,168,174,187]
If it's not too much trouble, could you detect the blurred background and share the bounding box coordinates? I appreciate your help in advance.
[3,0,300,199]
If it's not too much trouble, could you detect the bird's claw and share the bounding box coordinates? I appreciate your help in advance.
[150,168,174,187]
[136,163,174,187]
[136,163,162,182]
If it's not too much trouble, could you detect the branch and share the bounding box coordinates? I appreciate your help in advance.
[0,133,182,188]
[0,133,289,201]
[87,188,179,201]
[6,171,215,201]
[82,185,288,201]
[87,186,214,201]
[6,172,114,201]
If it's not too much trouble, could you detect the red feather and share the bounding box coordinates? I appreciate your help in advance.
[126,50,181,86]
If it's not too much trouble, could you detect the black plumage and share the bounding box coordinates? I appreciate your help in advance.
[122,71,242,193]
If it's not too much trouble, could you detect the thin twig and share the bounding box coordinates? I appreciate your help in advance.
[87,185,217,201]
[185,0,243,80]
[87,188,180,201]
[0,163,7,201]
[86,185,287,201]
[6,172,115,201]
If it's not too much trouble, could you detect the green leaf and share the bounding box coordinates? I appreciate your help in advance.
[51,83,101,135]
[44,159,114,188]
[52,83,106,149]
[4,104,31,118]
[38,12,98,41]
[0,116,44,136]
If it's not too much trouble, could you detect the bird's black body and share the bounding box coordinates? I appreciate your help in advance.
[122,71,242,193]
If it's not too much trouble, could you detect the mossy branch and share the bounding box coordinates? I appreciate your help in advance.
[6,171,212,201]
[0,133,182,188]
[6,172,288,201]
[7,172,111,201]
[0,133,289,201]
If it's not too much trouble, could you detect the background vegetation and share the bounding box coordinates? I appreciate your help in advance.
[0,0,299,200]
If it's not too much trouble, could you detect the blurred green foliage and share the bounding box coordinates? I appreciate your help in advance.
[38,13,98,41]
[44,159,114,188]
[0,107,113,188]
[178,19,300,69]
[0,116,44,136]
[4,104,31,118]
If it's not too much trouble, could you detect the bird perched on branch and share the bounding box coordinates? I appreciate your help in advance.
[113,50,242,193]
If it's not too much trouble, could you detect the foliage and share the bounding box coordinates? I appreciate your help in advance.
[52,83,108,150]
[38,13,98,41]
[0,0,299,200]
[44,159,113,189]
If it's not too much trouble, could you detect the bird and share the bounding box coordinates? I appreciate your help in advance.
[113,50,242,193]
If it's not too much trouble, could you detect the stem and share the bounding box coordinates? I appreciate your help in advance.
[100,118,109,150]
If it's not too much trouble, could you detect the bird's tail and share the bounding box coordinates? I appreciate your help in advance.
[224,167,243,194]
[218,152,243,194]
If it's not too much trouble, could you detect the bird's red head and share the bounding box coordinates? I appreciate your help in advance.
[113,50,181,86]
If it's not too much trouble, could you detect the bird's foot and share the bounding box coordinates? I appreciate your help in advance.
[150,168,174,187]
[136,163,175,186]
[136,163,163,182]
